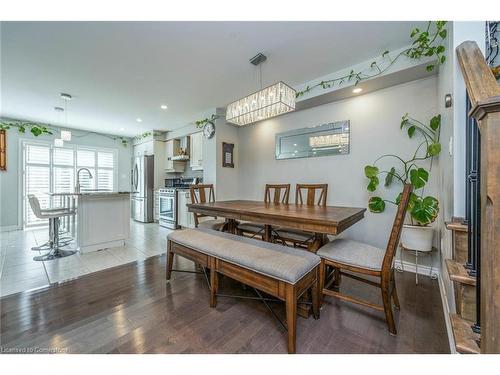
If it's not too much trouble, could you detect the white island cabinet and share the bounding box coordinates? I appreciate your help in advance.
[52,192,130,253]
[77,192,130,253]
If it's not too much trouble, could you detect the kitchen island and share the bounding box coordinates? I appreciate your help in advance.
[51,192,130,253]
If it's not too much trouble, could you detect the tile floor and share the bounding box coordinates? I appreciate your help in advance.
[0,221,172,297]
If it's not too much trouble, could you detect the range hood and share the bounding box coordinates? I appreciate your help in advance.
[171,155,189,161]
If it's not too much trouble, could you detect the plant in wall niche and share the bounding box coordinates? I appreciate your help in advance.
[364,113,442,252]
[132,131,152,141]
[296,21,447,98]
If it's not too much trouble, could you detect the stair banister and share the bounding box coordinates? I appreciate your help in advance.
[456,40,500,353]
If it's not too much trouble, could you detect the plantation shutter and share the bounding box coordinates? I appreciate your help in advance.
[24,144,50,226]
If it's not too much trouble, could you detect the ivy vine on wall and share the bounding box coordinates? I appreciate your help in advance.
[295,21,448,98]
[0,120,131,147]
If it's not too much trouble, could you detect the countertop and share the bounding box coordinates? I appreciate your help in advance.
[49,191,131,196]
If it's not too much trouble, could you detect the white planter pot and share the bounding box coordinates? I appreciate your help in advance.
[400,224,434,252]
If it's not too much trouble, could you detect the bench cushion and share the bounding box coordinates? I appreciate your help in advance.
[317,238,386,271]
[167,228,320,284]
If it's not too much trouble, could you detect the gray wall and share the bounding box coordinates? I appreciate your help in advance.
[237,76,440,268]
[0,127,132,229]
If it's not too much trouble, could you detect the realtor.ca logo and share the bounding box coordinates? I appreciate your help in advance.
[0,346,68,354]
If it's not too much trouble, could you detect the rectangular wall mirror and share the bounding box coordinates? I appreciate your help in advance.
[275,120,350,160]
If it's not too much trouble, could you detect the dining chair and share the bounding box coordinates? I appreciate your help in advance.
[275,183,328,248]
[317,183,413,335]
[189,184,226,231]
[237,184,291,239]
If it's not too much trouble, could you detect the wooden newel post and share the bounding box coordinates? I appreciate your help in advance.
[457,40,500,353]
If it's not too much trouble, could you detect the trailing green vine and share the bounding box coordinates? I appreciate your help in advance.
[0,121,53,137]
[0,120,131,147]
[195,114,219,129]
[296,21,448,98]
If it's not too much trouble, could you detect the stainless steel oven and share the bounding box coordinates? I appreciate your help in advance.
[158,188,178,229]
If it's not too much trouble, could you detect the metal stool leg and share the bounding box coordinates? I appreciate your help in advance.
[33,217,77,261]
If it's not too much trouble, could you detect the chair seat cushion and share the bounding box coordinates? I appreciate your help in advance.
[39,208,76,219]
[317,238,386,271]
[168,228,320,284]
[237,221,265,233]
[275,228,314,243]
[198,219,225,231]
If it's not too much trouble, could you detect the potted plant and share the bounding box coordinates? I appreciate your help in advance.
[364,113,441,252]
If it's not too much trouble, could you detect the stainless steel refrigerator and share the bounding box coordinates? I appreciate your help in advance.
[131,155,154,222]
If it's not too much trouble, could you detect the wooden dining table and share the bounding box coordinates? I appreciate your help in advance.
[187,200,367,253]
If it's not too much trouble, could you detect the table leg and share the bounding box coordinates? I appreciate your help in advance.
[226,219,237,234]
[298,233,328,318]
[263,224,272,242]
[307,233,327,253]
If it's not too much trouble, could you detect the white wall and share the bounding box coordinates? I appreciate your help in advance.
[0,127,132,229]
[214,108,239,201]
[237,77,440,268]
[436,24,457,314]
[451,22,485,218]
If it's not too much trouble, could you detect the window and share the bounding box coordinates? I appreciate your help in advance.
[22,141,117,227]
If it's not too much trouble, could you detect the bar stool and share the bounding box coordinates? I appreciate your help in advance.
[28,194,77,261]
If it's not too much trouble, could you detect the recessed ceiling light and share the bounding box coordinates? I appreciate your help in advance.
[136,118,142,123]
[119,127,125,131]
[352,87,363,94]
[54,106,64,112]
[60,93,72,101]
[160,104,168,110]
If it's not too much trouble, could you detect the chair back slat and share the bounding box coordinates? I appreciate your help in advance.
[264,184,290,204]
[295,184,328,206]
[382,183,413,274]
[189,184,216,227]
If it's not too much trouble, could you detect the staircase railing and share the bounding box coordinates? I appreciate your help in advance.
[456,40,500,353]
[465,92,481,334]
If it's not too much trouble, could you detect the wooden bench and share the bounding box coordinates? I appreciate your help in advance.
[166,228,321,354]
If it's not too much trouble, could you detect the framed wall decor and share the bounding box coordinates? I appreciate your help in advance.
[0,130,6,171]
[222,142,234,168]
[275,120,350,160]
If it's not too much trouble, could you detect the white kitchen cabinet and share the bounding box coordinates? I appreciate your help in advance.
[189,132,203,171]
[165,139,185,173]
[177,189,194,228]
[133,140,154,156]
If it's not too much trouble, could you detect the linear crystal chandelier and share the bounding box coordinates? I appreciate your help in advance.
[226,53,296,126]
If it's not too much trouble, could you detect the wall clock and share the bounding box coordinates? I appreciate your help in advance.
[203,122,215,139]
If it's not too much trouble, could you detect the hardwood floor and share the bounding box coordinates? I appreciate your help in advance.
[0,254,450,354]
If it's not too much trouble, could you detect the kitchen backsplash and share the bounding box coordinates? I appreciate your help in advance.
[165,164,203,182]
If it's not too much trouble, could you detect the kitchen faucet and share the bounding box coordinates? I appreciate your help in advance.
[75,168,93,193]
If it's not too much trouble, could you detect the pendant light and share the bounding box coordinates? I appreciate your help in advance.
[226,53,296,126]
[59,93,72,143]
[54,106,64,147]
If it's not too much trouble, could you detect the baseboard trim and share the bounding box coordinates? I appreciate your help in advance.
[0,225,21,233]
[394,259,439,277]
[438,273,457,354]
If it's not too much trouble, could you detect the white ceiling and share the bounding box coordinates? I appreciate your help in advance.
[1,21,425,137]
